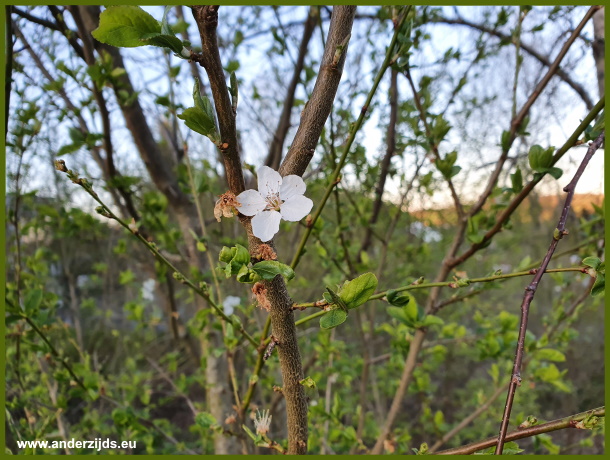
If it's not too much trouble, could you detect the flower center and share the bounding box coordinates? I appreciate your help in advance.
[265,193,283,211]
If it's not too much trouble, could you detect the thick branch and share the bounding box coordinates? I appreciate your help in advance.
[279,6,357,177]
[265,7,318,170]
[191,6,245,194]
[77,6,189,210]
[67,6,140,222]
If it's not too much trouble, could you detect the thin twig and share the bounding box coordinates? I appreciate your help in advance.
[495,132,604,454]
[437,407,604,455]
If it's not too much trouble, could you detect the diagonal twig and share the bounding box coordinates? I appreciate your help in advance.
[495,132,604,454]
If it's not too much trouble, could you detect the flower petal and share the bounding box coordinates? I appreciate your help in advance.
[251,210,282,242]
[280,175,306,201]
[236,190,267,216]
[280,195,313,222]
[258,165,282,197]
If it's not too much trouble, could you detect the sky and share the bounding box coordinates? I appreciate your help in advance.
[7,5,604,215]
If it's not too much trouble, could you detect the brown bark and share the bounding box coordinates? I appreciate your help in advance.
[190,6,356,453]
[192,6,245,195]
[77,6,237,454]
[265,7,318,170]
[279,6,357,177]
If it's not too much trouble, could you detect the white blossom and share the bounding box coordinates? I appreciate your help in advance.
[254,409,272,435]
[223,296,241,316]
[236,166,313,242]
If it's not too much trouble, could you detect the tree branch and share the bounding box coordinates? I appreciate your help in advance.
[279,6,357,177]
[191,6,245,195]
[360,68,399,255]
[436,407,604,455]
[265,7,318,170]
[429,14,595,110]
[495,131,604,454]
[467,6,600,220]
[449,97,604,267]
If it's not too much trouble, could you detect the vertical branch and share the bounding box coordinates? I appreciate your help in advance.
[290,8,407,269]
[191,6,356,453]
[279,6,357,177]
[5,5,13,139]
[191,6,245,195]
[265,7,318,170]
[495,132,604,454]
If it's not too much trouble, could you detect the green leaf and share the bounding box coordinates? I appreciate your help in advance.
[582,257,602,270]
[195,412,217,429]
[591,273,605,296]
[92,6,161,48]
[236,265,257,284]
[586,110,604,141]
[232,245,250,265]
[467,217,485,244]
[435,151,460,179]
[420,315,444,328]
[534,363,563,383]
[193,79,216,125]
[386,289,414,307]
[299,376,316,388]
[535,433,560,455]
[534,348,566,362]
[320,309,348,329]
[545,167,563,180]
[57,142,83,156]
[219,246,233,263]
[501,130,511,151]
[140,32,184,54]
[528,144,554,171]
[177,107,217,138]
[119,270,135,285]
[510,167,523,192]
[251,260,295,281]
[387,306,410,325]
[161,5,174,36]
[338,273,378,309]
[24,289,43,314]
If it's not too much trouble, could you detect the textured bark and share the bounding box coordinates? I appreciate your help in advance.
[190,6,354,452]
[242,224,309,454]
[265,7,318,170]
[192,6,245,195]
[279,6,357,177]
[78,6,237,454]
[592,8,604,98]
